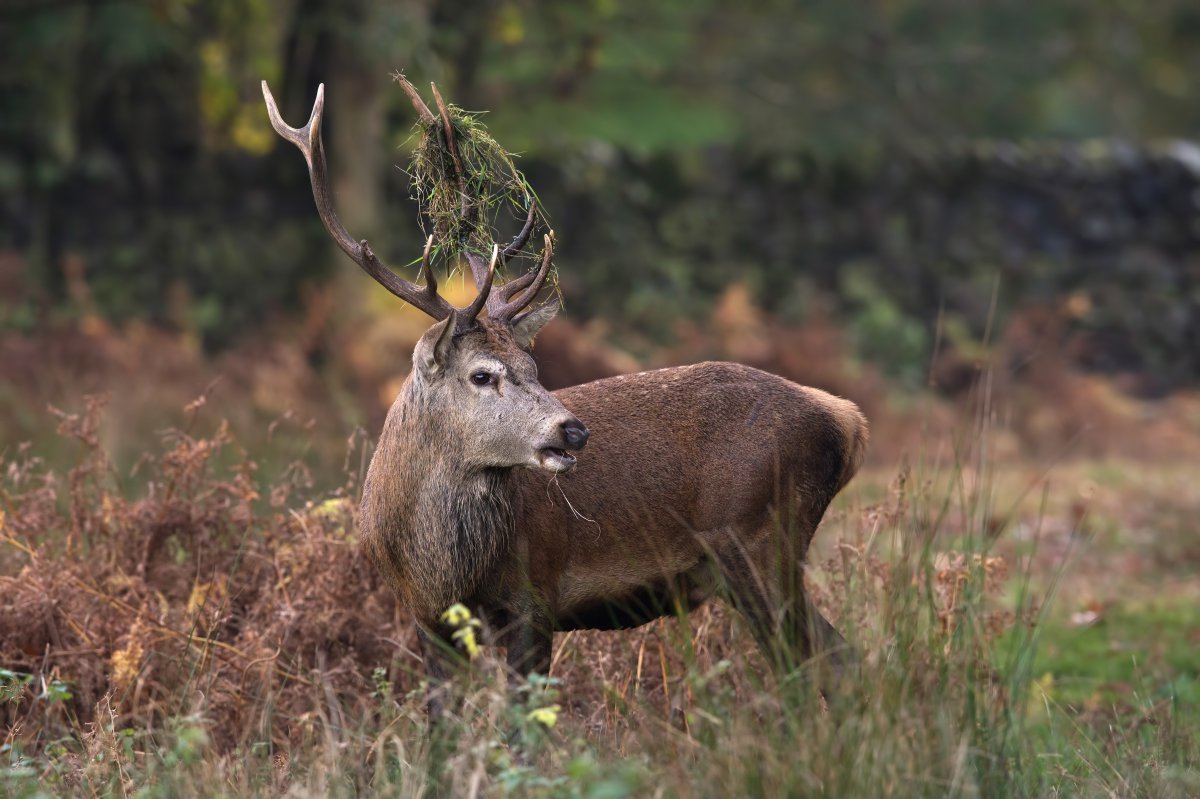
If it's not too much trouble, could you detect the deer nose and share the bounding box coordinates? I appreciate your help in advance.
[561,419,590,450]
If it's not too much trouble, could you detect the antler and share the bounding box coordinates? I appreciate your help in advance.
[394,76,557,323]
[456,199,551,322]
[262,80,497,328]
[264,76,553,329]
[490,234,555,321]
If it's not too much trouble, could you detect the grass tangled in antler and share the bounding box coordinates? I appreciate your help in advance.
[396,73,550,279]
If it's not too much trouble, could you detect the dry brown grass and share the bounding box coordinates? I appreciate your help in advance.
[2,388,1197,795]
[0,396,1009,762]
[2,291,1199,794]
[1,395,415,762]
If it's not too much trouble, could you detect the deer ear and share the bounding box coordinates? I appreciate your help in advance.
[511,303,559,349]
[419,311,459,375]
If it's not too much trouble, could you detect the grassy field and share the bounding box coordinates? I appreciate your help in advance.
[2,380,1197,798]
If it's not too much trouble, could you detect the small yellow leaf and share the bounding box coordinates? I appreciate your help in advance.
[309,497,351,521]
[1026,671,1055,718]
[452,626,480,659]
[441,603,472,627]
[111,621,147,691]
[527,705,560,728]
[187,576,227,618]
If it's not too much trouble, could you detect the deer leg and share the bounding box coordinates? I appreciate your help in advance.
[502,602,554,764]
[418,626,457,720]
[786,572,851,659]
[504,603,553,688]
[418,625,464,796]
[712,538,782,660]
[718,530,852,688]
[777,553,856,693]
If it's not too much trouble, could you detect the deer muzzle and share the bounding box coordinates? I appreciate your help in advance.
[537,417,589,473]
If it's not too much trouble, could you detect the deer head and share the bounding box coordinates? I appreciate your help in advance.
[262,78,588,472]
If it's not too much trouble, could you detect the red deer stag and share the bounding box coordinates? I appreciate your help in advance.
[262,78,868,706]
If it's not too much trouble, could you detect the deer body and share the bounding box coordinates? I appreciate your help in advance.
[358,317,867,682]
[522,360,866,635]
[262,77,867,701]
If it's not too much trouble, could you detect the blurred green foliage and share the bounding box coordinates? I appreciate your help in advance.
[2,0,1198,383]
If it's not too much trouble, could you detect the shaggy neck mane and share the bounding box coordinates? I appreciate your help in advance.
[359,374,515,623]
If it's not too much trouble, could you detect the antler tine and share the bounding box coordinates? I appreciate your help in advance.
[261,79,320,158]
[497,204,543,301]
[460,250,493,293]
[492,234,554,321]
[393,74,437,127]
[500,200,538,268]
[419,235,437,298]
[430,82,475,229]
[460,243,498,325]
[261,80,454,321]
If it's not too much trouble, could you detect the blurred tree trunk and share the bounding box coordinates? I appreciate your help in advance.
[283,0,401,362]
[431,0,491,106]
[327,56,385,251]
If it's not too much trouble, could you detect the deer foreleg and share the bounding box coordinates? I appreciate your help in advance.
[418,626,459,720]
[786,578,856,682]
[504,603,553,687]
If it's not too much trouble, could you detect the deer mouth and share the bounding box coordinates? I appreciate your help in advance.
[537,447,577,472]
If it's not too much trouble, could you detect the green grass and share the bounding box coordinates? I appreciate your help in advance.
[1027,602,1200,709]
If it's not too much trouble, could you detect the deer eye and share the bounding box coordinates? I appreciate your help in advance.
[470,371,494,387]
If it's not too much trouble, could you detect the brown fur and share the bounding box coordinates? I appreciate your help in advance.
[358,317,869,691]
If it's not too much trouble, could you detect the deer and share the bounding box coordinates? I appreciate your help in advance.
[262,77,868,711]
